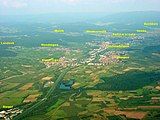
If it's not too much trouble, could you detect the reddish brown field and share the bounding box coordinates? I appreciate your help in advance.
[138,106,160,109]
[104,109,147,119]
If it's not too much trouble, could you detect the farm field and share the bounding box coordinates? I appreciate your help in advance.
[0,7,160,120]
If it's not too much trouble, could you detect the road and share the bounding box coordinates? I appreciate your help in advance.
[13,66,71,120]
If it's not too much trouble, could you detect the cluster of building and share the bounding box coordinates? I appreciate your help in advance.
[81,42,108,65]
[44,81,54,88]
[82,42,129,66]
[41,41,130,68]
[0,108,22,120]
[42,57,78,68]
[99,53,119,65]
[42,57,69,68]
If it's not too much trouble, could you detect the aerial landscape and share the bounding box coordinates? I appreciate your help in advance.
[0,0,160,120]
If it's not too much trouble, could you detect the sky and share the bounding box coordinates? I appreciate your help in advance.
[0,0,160,15]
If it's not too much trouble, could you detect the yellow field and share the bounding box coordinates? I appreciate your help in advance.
[41,76,52,81]
[19,83,33,91]
[23,94,41,103]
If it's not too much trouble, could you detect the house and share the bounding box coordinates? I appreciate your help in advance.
[44,81,54,88]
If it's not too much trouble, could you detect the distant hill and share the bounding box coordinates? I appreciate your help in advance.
[0,13,108,24]
[1,11,159,25]
[99,11,160,24]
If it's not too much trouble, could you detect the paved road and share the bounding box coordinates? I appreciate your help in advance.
[13,66,71,120]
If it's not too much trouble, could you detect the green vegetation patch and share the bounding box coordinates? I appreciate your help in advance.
[95,70,160,91]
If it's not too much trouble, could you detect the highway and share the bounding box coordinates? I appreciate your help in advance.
[13,66,71,120]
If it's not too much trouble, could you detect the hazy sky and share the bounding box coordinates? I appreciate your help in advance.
[0,0,160,15]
